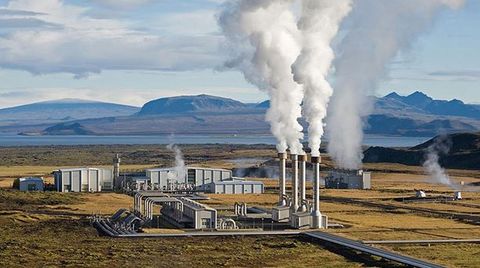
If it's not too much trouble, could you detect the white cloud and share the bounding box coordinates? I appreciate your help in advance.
[429,70,480,81]
[90,0,152,9]
[0,0,222,77]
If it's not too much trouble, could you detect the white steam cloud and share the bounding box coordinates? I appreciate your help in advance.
[291,0,352,157]
[326,0,465,170]
[166,143,186,181]
[218,0,304,154]
[423,136,459,189]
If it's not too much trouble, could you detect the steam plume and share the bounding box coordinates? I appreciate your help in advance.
[326,0,465,170]
[423,136,459,189]
[291,0,352,157]
[166,143,186,181]
[218,0,304,154]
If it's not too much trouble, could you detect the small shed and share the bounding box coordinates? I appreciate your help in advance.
[325,170,371,190]
[15,177,44,191]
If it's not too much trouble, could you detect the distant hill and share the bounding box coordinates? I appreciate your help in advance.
[363,132,480,169]
[2,91,480,136]
[41,122,95,135]
[138,95,250,115]
[0,98,139,124]
[366,91,480,136]
[381,91,480,119]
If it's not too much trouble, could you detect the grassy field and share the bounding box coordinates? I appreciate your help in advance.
[0,189,361,268]
[1,144,480,267]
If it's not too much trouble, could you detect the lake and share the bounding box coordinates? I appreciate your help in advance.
[0,134,431,147]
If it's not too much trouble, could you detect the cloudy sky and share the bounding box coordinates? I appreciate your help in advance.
[0,0,478,108]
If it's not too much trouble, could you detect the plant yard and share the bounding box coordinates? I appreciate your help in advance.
[1,144,480,267]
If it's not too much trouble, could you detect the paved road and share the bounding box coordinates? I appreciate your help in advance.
[306,231,444,268]
[117,230,302,238]
[363,239,480,245]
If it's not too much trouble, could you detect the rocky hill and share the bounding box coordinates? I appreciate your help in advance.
[137,95,251,115]
[363,132,480,169]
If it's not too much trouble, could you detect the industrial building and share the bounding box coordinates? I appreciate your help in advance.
[141,166,263,194]
[53,167,114,192]
[134,192,217,229]
[325,169,371,190]
[14,177,44,191]
[210,180,264,194]
[145,167,232,191]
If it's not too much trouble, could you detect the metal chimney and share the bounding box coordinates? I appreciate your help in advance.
[311,156,321,228]
[278,153,287,206]
[298,154,307,212]
[113,154,121,190]
[290,154,299,213]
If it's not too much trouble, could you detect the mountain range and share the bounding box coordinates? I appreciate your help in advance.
[1,91,479,136]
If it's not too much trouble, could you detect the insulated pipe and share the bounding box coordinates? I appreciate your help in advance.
[149,200,152,220]
[135,193,141,213]
[149,200,153,220]
[146,199,150,219]
[311,156,321,228]
[298,154,307,212]
[278,153,287,206]
[133,194,137,213]
[290,154,299,213]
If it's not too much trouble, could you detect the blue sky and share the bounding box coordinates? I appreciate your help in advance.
[0,0,478,108]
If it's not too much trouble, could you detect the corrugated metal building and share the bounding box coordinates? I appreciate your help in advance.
[325,170,371,190]
[178,197,217,229]
[145,167,232,191]
[145,166,263,194]
[53,167,114,192]
[15,177,44,191]
[210,180,264,194]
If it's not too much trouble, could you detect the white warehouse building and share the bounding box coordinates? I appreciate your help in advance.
[325,169,371,190]
[145,166,263,194]
[53,167,114,192]
[211,180,264,194]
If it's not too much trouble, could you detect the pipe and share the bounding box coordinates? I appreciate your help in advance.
[290,154,299,213]
[278,153,287,206]
[298,154,307,212]
[311,156,321,228]
[133,194,137,213]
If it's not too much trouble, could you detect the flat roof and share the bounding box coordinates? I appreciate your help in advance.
[179,197,215,211]
[146,166,231,172]
[212,180,263,185]
[56,167,112,172]
[18,177,43,182]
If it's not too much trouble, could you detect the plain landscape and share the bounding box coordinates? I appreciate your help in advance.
[1,143,480,267]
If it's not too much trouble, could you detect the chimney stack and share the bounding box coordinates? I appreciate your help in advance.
[278,153,287,206]
[298,154,307,212]
[290,154,299,213]
[113,153,121,190]
[311,156,321,228]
